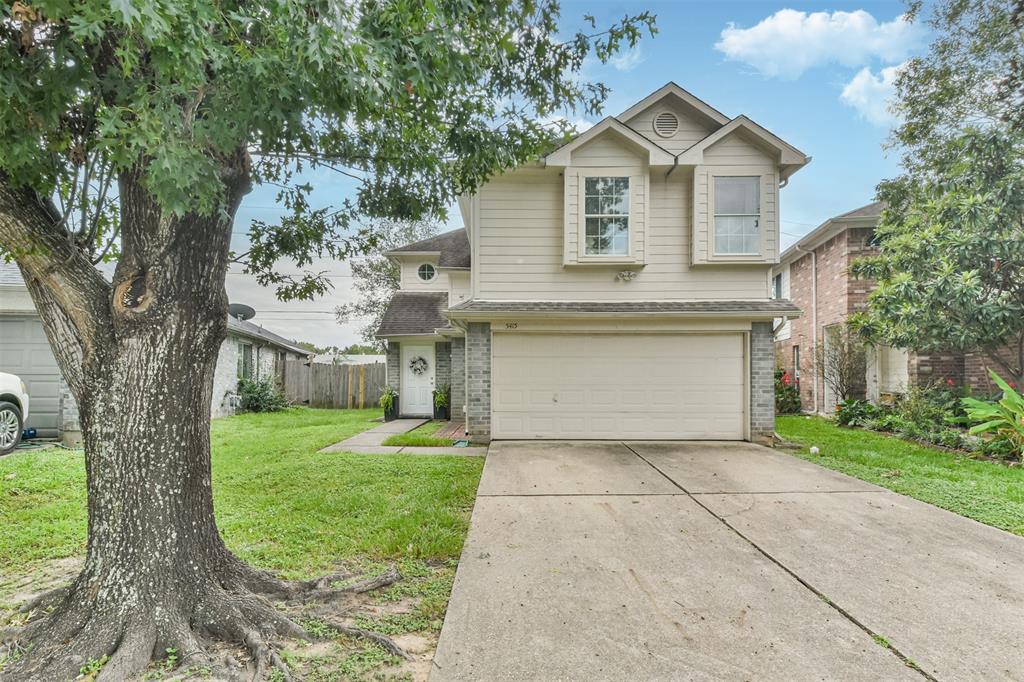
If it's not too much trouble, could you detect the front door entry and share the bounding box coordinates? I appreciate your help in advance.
[401,343,435,416]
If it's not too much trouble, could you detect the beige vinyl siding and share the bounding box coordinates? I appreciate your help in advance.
[448,270,471,306]
[621,100,717,153]
[692,132,779,265]
[476,167,769,300]
[399,258,448,292]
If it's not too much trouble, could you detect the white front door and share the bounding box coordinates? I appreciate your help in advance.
[401,343,435,416]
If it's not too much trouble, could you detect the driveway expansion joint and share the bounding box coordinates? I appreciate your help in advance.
[619,441,937,682]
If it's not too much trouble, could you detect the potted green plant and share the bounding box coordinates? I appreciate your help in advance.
[379,385,399,421]
[433,383,450,420]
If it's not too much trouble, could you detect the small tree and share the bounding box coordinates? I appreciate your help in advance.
[815,325,868,408]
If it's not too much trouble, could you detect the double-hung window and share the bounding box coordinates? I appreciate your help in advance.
[714,176,760,255]
[237,342,254,380]
[584,177,630,256]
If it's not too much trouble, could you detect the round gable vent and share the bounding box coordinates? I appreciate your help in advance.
[653,111,679,138]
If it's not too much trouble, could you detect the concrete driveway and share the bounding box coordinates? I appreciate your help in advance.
[432,441,1024,681]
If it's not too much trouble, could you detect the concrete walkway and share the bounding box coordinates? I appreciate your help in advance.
[432,441,1024,681]
[319,419,485,456]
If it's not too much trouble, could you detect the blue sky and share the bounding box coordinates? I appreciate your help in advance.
[229,2,925,348]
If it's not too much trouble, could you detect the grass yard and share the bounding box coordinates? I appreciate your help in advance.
[777,415,1024,536]
[381,420,455,448]
[0,408,484,679]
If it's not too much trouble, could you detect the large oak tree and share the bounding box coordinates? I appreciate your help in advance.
[0,2,654,679]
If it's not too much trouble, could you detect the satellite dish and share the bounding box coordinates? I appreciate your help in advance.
[228,303,256,321]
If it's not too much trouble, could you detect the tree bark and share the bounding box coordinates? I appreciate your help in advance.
[0,156,360,680]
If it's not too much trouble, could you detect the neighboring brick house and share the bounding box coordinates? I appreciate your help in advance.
[376,83,809,444]
[772,202,1006,413]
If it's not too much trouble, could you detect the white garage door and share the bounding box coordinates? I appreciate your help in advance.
[0,315,62,437]
[491,333,745,440]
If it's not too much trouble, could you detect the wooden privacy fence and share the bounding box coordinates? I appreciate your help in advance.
[283,360,386,409]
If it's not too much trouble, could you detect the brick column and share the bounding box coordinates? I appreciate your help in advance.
[435,341,451,388]
[386,342,400,389]
[750,322,775,445]
[450,336,466,424]
[466,323,491,443]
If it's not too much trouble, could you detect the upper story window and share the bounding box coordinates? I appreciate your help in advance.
[584,177,630,256]
[417,263,436,282]
[772,273,783,299]
[714,176,760,255]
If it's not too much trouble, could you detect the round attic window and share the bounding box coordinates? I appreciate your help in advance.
[417,263,436,281]
[653,111,679,138]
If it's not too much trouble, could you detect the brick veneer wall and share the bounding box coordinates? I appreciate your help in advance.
[750,322,775,444]
[386,342,400,389]
[466,322,491,443]
[775,226,882,412]
[435,341,451,391]
[450,336,466,423]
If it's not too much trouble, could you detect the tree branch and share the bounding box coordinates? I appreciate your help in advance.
[0,177,114,360]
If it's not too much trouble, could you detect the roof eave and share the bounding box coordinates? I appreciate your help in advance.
[543,118,676,167]
[446,309,799,321]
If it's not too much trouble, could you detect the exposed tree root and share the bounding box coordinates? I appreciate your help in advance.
[235,562,403,605]
[1,560,412,682]
[310,617,412,661]
[17,586,70,614]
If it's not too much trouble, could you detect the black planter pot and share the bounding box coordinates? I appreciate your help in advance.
[433,404,450,421]
[384,401,399,422]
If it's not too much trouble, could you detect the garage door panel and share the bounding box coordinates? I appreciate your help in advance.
[492,333,745,440]
[1,315,63,437]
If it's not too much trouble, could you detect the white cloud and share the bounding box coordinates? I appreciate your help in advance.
[609,46,644,72]
[841,63,904,126]
[715,9,923,79]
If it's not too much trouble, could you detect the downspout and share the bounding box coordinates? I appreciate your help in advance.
[794,243,818,412]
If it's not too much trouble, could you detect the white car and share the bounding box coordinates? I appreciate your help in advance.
[0,372,29,455]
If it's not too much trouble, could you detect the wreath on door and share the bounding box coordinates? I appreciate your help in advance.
[409,356,429,375]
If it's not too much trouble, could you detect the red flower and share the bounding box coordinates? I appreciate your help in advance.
[781,372,792,386]
[946,378,955,387]
[1010,381,1018,390]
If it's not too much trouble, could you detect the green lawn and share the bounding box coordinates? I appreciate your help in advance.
[777,415,1024,536]
[0,408,483,580]
[381,419,455,447]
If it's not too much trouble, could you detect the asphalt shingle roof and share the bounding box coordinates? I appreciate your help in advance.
[376,291,450,337]
[389,228,470,268]
[446,299,801,316]
[835,201,886,220]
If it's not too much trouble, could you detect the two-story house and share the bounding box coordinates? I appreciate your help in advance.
[773,202,1006,413]
[376,83,809,444]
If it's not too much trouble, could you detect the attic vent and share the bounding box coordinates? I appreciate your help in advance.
[653,111,679,138]
[655,111,679,137]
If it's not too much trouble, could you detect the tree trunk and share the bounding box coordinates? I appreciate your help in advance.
[1,158,410,681]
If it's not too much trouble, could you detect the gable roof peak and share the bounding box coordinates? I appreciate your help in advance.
[617,82,731,127]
